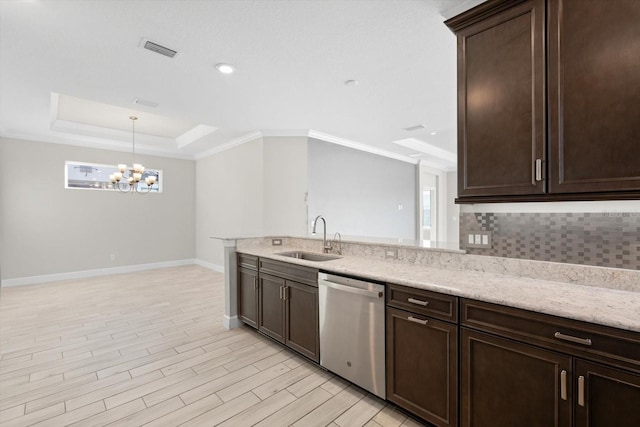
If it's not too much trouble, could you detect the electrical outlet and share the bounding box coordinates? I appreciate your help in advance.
[385,248,398,259]
[466,231,492,249]
[272,238,282,246]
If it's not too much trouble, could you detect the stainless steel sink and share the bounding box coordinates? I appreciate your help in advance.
[275,251,341,262]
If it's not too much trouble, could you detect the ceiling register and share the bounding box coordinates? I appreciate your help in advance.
[110,116,157,193]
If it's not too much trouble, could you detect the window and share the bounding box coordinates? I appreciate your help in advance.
[64,161,162,192]
[422,189,432,228]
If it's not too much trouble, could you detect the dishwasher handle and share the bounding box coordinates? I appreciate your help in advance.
[320,279,383,299]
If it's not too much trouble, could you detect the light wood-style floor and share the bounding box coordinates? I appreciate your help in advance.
[0,265,426,427]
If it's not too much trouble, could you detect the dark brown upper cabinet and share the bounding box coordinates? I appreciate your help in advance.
[548,0,640,194]
[446,0,640,203]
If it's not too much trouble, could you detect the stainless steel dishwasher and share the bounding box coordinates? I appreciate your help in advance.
[318,272,386,399]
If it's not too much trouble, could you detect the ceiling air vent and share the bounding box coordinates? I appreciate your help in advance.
[133,98,159,108]
[142,39,177,58]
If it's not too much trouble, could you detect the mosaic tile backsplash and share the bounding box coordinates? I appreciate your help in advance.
[460,212,640,270]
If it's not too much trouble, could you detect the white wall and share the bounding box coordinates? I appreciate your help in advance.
[195,136,309,268]
[195,139,264,269]
[307,139,416,240]
[0,137,195,281]
[262,137,308,236]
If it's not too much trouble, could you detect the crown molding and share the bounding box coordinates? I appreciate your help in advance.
[193,131,263,160]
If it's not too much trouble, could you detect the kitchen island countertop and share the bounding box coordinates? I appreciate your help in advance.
[237,246,640,333]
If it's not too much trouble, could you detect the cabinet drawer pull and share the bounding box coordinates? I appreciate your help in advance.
[560,370,567,401]
[407,316,428,325]
[554,332,592,346]
[408,297,429,306]
[254,277,258,290]
[283,287,288,301]
[279,286,283,300]
[578,375,585,407]
[535,158,542,181]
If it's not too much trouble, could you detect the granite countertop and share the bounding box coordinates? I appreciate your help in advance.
[238,246,640,333]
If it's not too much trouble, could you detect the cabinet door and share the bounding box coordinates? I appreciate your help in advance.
[237,267,258,328]
[284,280,319,363]
[461,328,572,427]
[575,360,640,427]
[258,273,285,343]
[548,0,640,194]
[456,0,546,198]
[387,307,458,427]
[386,307,457,427]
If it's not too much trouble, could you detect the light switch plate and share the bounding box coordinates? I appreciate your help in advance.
[271,238,282,246]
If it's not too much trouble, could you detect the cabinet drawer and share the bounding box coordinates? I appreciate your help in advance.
[387,284,458,323]
[237,253,258,270]
[259,258,318,287]
[461,299,640,372]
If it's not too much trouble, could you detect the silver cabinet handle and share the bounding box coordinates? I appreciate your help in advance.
[560,370,567,401]
[283,286,288,301]
[535,158,543,181]
[408,297,429,306]
[554,332,592,346]
[254,277,258,290]
[407,316,428,325]
[578,376,585,406]
[279,286,283,299]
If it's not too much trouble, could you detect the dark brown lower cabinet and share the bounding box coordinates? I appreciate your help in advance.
[237,266,258,328]
[461,328,572,427]
[256,271,320,363]
[284,280,319,362]
[386,307,458,427]
[258,273,285,343]
[575,360,640,427]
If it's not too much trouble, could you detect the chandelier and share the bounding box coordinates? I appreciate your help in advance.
[109,116,156,193]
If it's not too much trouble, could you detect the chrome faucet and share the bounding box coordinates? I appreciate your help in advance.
[333,232,342,255]
[312,215,332,253]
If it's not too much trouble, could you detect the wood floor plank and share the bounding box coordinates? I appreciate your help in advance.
[30,400,105,427]
[142,365,228,407]
[292,385,367,427]
[179,391,261,427]
[143,391,224,427]
[335,394,387,427]
[179,364,260,405]
[1,402,65,427]
[64,370,164,412]
[217,389,297,427]
[254,386,334,427]
[106,395,184,426]
[216,362,290,402]
[66,398,146,427]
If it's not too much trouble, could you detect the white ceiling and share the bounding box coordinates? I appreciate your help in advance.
[0,0,485,168]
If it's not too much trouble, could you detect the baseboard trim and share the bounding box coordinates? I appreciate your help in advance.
[1,259,197,288]
[224,315,242,330]
[194,259,225,273]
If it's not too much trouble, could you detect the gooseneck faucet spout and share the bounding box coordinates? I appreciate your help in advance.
[312,215,332,253]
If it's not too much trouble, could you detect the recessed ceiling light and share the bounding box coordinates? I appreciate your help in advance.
[344,79,358,87]
[404,124,425,132]
[216,63,235,74]
[430,131,437,135]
